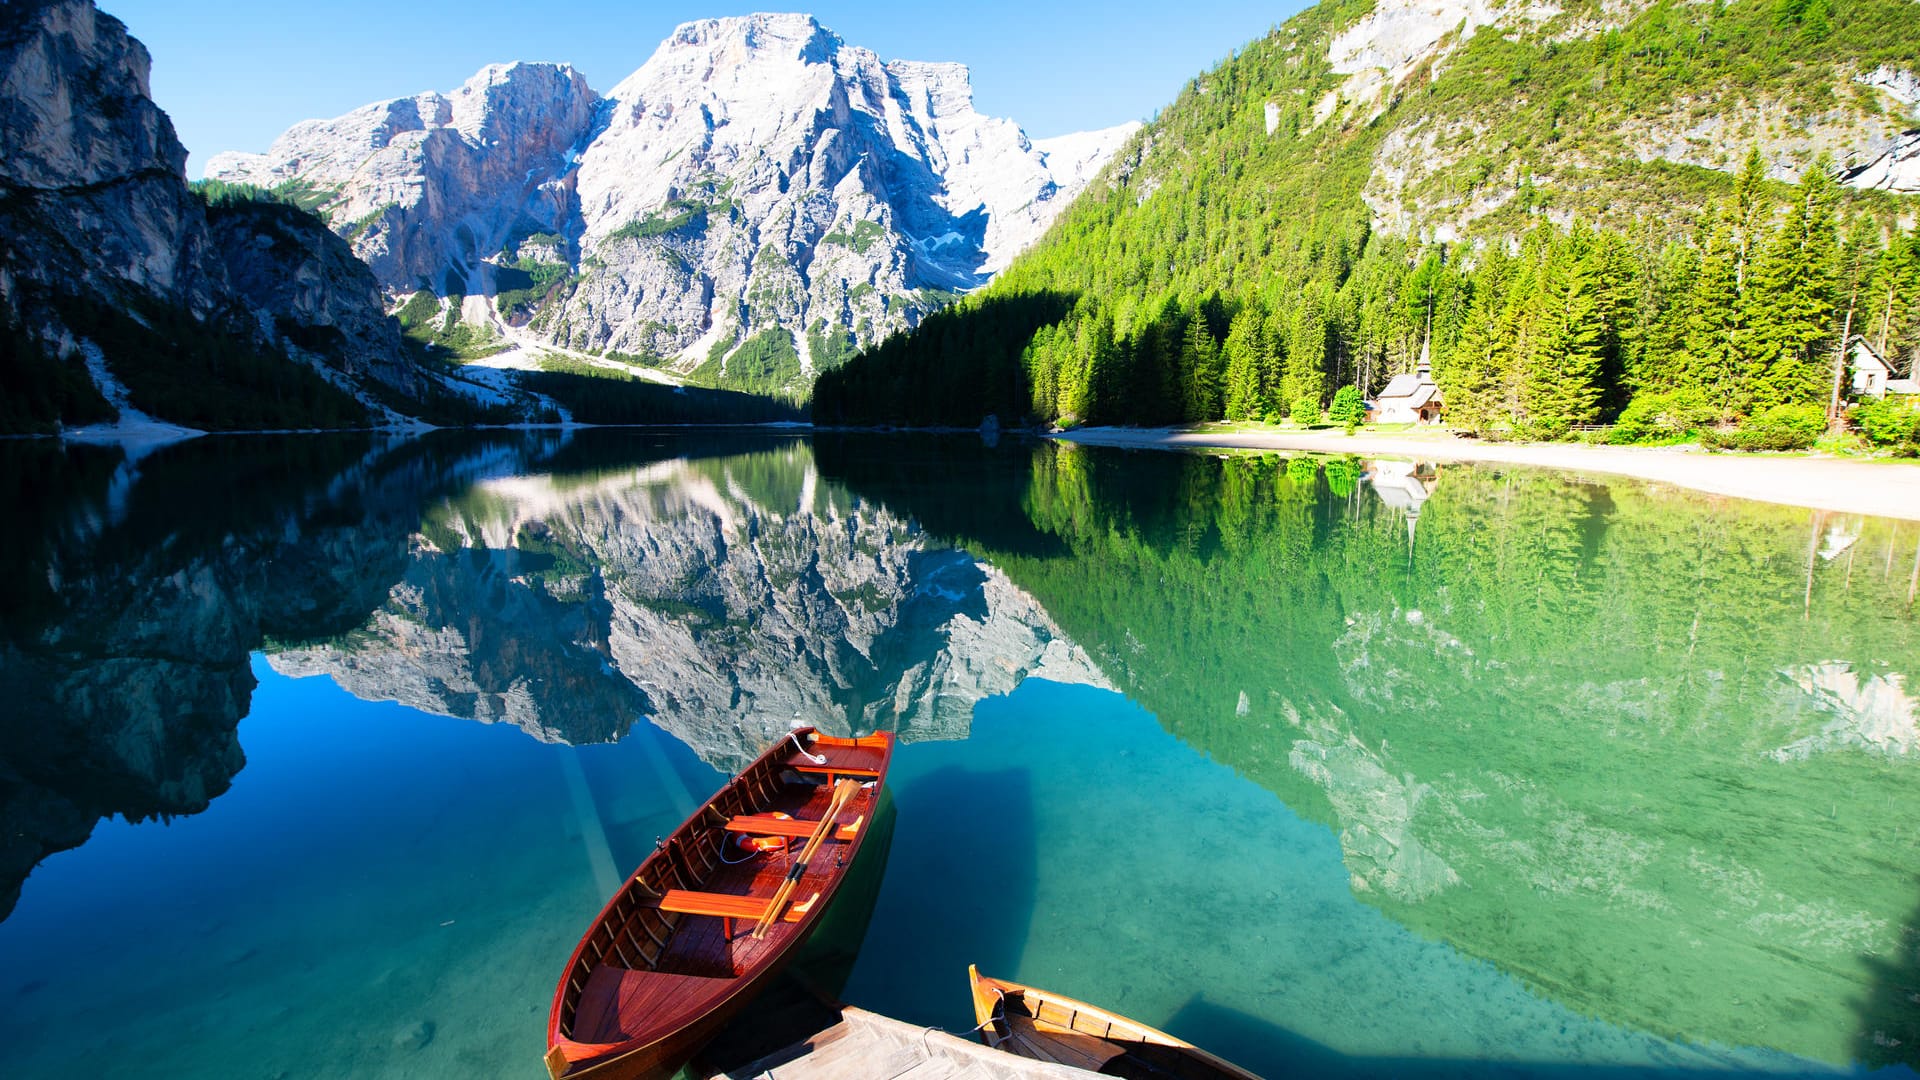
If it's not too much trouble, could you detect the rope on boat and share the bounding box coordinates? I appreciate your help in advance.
[789,730,827,764]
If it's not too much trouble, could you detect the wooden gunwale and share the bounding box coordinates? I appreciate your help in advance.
[544,728,894,1080]
[967,966,1266,1080]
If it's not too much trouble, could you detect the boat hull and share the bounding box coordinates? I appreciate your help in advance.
[546,956,787,1080]
[546,730,894,1080]
[967,966,1265,1080]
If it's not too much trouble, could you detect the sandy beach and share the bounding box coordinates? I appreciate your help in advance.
[1051,426,1920,522]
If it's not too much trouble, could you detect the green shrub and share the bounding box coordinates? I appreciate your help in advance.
[820,219,887,255]
[1291,394,1322,426]
[605,201,708,244]
[494,258,572,320]
[1703,403,1827,451]
[395,291,441,332]
[1329,385,1366,432]
[1850,396,1920,452]
[1607,391,1718,444]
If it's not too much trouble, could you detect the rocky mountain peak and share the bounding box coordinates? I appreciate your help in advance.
[208,14,1140,391]
[660,11,839,61]
[448,61,592,141]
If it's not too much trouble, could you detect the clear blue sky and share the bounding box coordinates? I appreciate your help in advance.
[100,1,1308,177]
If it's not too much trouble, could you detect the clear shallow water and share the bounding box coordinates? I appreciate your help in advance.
[0,430,1915,1078]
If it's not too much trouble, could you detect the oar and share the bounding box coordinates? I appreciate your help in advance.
[751,779,860,939]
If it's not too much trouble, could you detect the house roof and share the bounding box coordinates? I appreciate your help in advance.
[1851,337,1892,374]
[1376,377,1439,408]
[1376,373,1423,400]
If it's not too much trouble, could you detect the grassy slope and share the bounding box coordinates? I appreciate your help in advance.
[1002,0,1915,317]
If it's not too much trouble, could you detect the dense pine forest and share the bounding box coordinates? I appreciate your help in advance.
[813,0,1920,448]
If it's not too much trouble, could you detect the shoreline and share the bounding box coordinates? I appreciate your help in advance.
[1051,425,1920,523]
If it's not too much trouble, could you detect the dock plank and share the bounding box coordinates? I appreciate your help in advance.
[706,1007,1098,1080]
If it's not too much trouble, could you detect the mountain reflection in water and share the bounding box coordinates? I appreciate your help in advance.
[0,431,1915,1075]
[0,431,1103,917]
[266,442,1106,767]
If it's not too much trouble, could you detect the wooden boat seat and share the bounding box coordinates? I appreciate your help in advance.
[725,813,863,841]
[645,888,817,939]
[791,763,881,783]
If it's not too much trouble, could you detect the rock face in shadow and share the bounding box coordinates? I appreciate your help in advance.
[0,0,219,310]
[0,432,562,920]
[267,444,1108,770]
[0,1,426,429]
[203,199,418,398]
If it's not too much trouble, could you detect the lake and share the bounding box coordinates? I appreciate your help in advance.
[1,429,1915,1079]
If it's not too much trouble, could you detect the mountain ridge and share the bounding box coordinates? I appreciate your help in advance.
[207,13,1141,393]
[813,0,1920,440]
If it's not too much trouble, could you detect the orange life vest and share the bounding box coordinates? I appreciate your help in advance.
[735,812,793,855]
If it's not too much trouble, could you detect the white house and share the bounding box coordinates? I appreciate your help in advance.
[1371,361,1444,424]
[1850,337,1920,398]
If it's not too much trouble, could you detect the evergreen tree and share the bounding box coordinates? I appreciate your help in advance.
[1522,231,1607,434]
[1025,324,1058,419]
[1680,208,1745,417]
[1434,250,1513,434]
[1221,305,1267,421]
[1745,157,1839,410]
[1629,240,1698,397]
[1284,290,1329,407]
[1179,304,1222,421]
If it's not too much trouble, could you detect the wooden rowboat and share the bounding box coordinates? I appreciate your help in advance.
[544,728,894,1080]
[968,966,1265,1080]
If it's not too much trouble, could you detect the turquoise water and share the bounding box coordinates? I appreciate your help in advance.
[1,431,1915,1078]
[0,656,726,1077]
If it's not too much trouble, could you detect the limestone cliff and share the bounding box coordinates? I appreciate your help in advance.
[208,14,1139,391]
[0,0,430,432]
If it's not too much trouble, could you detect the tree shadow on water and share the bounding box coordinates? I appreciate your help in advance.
[1162,994,1894,1080]
[1853,882,1920,1074]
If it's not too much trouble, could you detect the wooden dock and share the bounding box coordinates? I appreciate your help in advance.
[700,1006,1095,1080]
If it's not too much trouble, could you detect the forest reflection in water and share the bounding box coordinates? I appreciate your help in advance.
[0,430,1915,1076]
[818,434,1920,1070]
